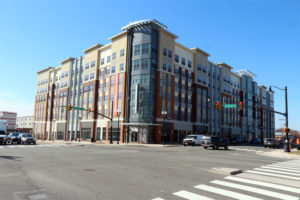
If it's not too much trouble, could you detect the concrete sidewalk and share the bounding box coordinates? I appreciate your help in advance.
[258,148,300,159]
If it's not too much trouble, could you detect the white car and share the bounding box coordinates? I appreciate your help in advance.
[183,135,203,146]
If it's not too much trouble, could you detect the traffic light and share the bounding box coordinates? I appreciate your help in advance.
[67,104,72,111]
[238,101,243,111]
[215,101,220,110]
[283,127,290,133]
[87,107,92,113]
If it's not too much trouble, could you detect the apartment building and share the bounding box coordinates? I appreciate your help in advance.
[34,19,275,144]
[16,116,33,129]
[0,111,17,130]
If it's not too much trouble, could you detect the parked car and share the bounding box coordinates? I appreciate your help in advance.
[202,136,229,150]
[6,132,20,144]
[229,137,243,145]
[17,133,36,145]
[183,135,203,146]
[264,138,280,148]
[0,130,7,145]
[250,138,261,145]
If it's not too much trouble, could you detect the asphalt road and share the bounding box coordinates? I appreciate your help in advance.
[0,143,299,200]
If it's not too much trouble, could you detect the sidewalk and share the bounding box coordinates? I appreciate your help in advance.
[258,148,300,159]
[36,140,182,148]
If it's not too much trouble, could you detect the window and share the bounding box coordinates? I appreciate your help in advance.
[90,73,95,80]
[182,57,186,65]
[89,85,93,91]
[106,67,110,74]
[107,56,110,63]
[84,86,88,92]
[101,58,104,65]
[119,63,124,71]
[174,67,179,74]
[85,63,90,69]
[134,60,140,71]
[202,66,207,73]
[91,60,95,67]
[175,54,179,62]
[134,45,140,56]
[163,48,167,56]
[120,49,124,57]
[188,60,192,68]
[61,73,65,78]
[168,64,172,72]
[142,44,150,54]
[163,63,166,71]
[111,66,115,73]
[197,76,201,83]
[141,59,148,70]
[112,52,116,59]
[100,69,104,76]
[168,50,172,58]
[197,64,201,71]
[84,74,89,81]
[65,72,68,77]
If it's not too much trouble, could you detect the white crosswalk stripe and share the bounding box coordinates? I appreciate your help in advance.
[211,180,299,200]
[253,167,300,177]
[224,176,300,194]
[152,198,165,200]
[173,190,215,200]
[246,170,300,180]
[194,184,262,200]
[261,165,300,173]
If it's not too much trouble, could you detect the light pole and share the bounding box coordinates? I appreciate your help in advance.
[207,98,211,135]
[269,86,290,152]
[161,110,168,145]
[52,118,56,142]
[78,114,82,142]
[117,109,121,144]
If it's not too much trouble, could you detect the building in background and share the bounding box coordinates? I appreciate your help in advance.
[0,111,17,131]
[16,116,34,133]
[34,19,275,144]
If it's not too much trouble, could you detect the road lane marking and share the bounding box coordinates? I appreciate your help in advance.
[17,145,26,148]
[211,180,298,200]
[225,176,300,194]
[173,190,215,200]
[194,184,262,200]
[253,168,300,177]
[152,198,165,200]
[28,193,48,200]
[246,170,300,181]
[7,146,16,148]
[261,166,300,173]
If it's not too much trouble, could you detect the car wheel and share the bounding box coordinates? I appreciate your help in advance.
[264,146,267,148]
[225,145,228,150]
[184,144,186,147]
[203,146,207,149]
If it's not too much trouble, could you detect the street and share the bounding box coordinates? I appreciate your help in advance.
[0,143,299,200]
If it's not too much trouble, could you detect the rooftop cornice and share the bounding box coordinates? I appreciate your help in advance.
[217,62,233,70]
[83,44,102,54]
[37,67,53,74]
[191,47,210,57]
[60,57,75,65]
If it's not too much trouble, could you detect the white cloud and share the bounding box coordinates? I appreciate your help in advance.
[0,89,34,117]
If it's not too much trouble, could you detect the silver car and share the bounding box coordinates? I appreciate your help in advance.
[18,133,36,145]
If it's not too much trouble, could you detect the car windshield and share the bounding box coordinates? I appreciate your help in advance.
[185,136,194,139]
[266,139,272,142]
[12,133,19,136]
[0,131,5,135]
[23,134,32,137]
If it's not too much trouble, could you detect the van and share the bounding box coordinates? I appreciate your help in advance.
[183,135,203,146]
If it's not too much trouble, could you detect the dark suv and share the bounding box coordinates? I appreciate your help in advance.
[264,138,280,148]
[0,130,7,145]
[202,136,229,150]
[17,133,36,145]
[6,132,20,144]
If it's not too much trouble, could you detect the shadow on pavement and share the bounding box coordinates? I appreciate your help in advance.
[0,155,21,161]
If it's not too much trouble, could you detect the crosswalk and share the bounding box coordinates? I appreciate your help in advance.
[0,144,68,149]
[230,147,264,153]
[152,159,300,200]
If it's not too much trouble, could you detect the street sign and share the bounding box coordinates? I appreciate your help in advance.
[72,107,85,111]
[224,104,237,108]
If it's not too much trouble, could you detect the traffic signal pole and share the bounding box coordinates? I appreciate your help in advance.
[284,86,290,152]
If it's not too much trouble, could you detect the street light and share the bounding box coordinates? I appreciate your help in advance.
[161,110,168,145]
[269,85,290,152]
[78,114,82,142]
[117,109,121,145]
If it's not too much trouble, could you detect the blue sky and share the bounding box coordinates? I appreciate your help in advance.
[0,0,299,130]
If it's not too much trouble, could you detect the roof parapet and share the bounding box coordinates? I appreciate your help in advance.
[236,69,256,78]
[37,67,53,74]
[217,62,233,70]
[121,19,167,31]
[83,44,102,54]
[191,47,210,57]
[60,57,75,65]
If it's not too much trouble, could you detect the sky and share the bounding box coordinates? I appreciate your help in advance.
[0,0,299,130]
